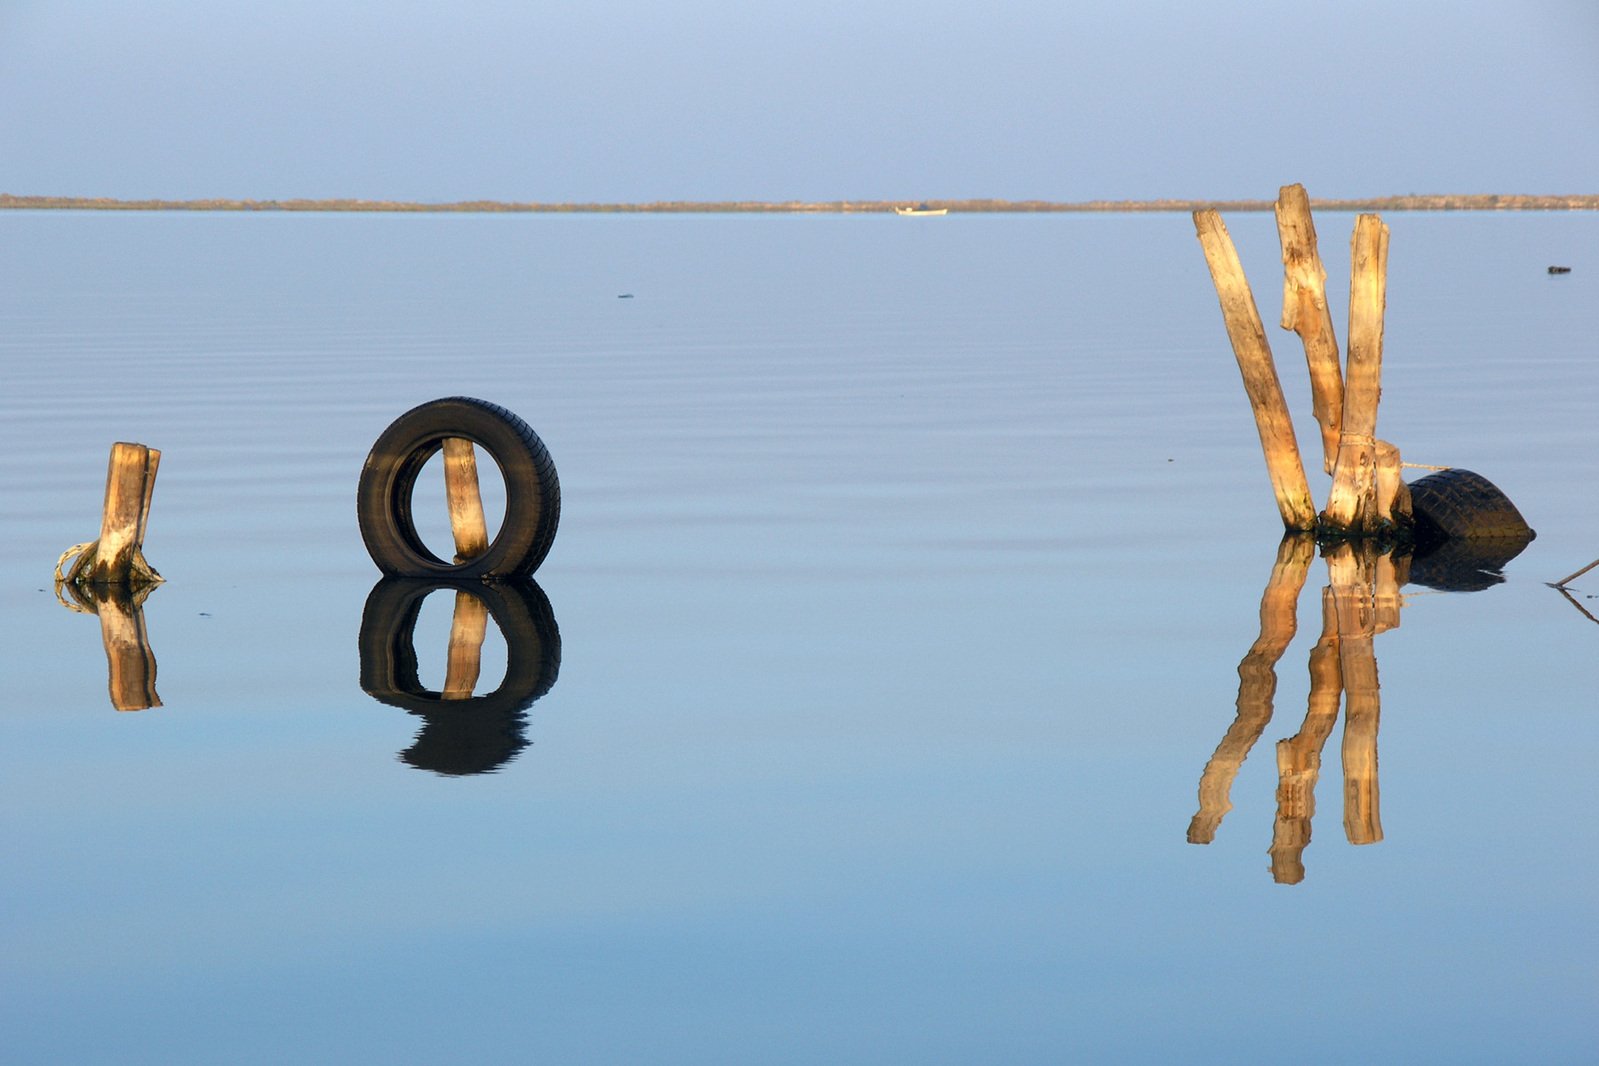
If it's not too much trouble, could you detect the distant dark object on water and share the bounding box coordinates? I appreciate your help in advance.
[618,293,635,298]
[1547,265,1571,274]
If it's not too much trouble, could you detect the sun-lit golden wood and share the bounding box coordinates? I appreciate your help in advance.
[64,443,164,587]
[1194,209,1317,531]
[1323,215,1391,533]
[443,437,490,562]
[1275,184,1345,475]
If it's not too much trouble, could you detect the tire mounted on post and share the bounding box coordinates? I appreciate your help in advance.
[358,397,560,579]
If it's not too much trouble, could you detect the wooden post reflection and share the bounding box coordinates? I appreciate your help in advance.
[58,583,161,711]
[1199,540,1408,881]
[441,590,490,699]
[1269,589,1341,883]
[1327,543,1383,846]
[1189,535,1315,843]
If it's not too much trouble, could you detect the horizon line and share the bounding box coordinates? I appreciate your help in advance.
[3,192,1598,214]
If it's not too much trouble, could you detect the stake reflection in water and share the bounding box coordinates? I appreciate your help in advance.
[55,581,162,712]
[1188,536,1408,884]
[358,579,560,776]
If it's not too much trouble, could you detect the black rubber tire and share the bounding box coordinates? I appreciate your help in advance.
[357,397,560,579]
[358,578,561,775]
[1407,468,1534,542]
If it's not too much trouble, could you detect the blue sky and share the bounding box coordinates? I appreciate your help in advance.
[2,0,1595,202]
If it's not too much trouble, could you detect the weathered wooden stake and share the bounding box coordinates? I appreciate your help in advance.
[441,590,490,700]
[1275,183,1345,475]
[1322,215,1391,534]
[1188,534,1314,844]
[1194,210,1317,531]
[67,442,163,587]
[443,437,490,562]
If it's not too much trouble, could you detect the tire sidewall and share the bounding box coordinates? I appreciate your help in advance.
[357,398,556,579]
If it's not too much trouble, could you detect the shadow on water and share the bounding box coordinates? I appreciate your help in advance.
[1187,531,1532,884]
[358,578,561,776]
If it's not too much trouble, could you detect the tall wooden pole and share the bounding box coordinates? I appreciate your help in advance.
[1194,210,1317,531]
[1275,184,1345,475]
[1323,215,1391,533]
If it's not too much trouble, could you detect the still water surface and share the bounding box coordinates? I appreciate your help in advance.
[2,211,1595,1063]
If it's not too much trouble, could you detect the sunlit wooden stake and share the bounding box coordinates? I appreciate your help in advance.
[1275,183,1345,475]
[58,443,163,588]
[1189,534,1315,844]
[1194,209,1317,530]
[1323,215,1391,534]
[443,437,490,562]
[441,590,490,700]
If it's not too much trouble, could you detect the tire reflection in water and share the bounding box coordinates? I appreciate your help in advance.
[358,578,560,776]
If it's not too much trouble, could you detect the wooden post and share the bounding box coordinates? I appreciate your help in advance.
[1275,184,1345,475]
[1323,215,1391,534]
[71,442,163,587]
[1194,210,1317,531]
[441,590,490,700]
[1373,440,1411,528]
[1189,534,1314,844]
[443,437,490,562]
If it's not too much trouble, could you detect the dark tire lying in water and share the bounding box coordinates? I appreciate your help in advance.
[1405,468,1534,591]
[358,397,560,580]
[1407,468,1534,543]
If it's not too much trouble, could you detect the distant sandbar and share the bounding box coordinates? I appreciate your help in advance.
[3,193,1596,213]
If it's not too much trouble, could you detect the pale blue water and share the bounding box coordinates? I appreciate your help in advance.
[2,210,1596,1064]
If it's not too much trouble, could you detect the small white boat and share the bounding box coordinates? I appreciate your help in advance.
[894,203,948,216]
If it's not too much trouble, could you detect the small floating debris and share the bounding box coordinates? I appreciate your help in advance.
[1547,265,1571,274]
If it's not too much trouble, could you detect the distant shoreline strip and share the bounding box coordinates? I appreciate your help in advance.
[2,194,1597,213]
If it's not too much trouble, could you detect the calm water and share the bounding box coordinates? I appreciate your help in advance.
[2,210,1595,1064]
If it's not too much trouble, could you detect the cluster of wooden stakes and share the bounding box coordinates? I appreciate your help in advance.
[1187,184,1595,881]
[1195,183,1409,536]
